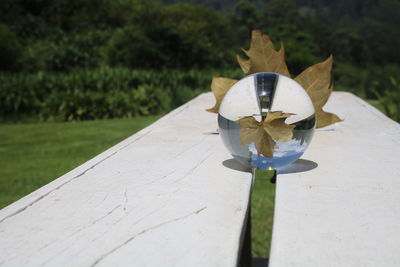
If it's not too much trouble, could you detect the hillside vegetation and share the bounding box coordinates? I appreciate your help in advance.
[1,0,399,122]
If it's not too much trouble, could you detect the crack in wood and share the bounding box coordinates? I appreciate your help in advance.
[172,153,212,184]
[92,205,122,225]
[124,189,128,203]
[172,135,209,159]
[170,104,191,118]
[90,206,207,267]
[88,202,170,247]
[35,204,123,264]
[146,169,177,185]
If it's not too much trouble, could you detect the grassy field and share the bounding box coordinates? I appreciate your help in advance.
[0,117,275,258]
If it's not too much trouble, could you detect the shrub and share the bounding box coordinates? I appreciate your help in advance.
[21,30,112,72]
[41,85,171,121]
[102,26,161,69]
[0,24,22,71]
[0,67,243,122]
[370,77,400,122]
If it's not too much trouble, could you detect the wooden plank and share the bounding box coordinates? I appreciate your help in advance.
[269,92,400,267]
[0,93,253,267]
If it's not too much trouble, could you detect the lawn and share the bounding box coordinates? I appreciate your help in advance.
[0,117,275,258]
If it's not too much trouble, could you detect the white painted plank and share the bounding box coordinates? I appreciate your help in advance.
[0,93,252,267]
[269,92,400,267]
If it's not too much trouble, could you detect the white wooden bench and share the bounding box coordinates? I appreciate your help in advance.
[270,92,400,267]
[0,93,253,267]
[0,92,399,267]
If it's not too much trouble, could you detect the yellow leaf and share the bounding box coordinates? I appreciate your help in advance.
[239,30,290,76]
[236,116,260,129]
[236,117,275,158]
[317,110,343,128]
[209,30,342,130]
[316,84,342,128]
[236,55,250,73]
[236,112,294,158]
[264,111,295,142]
[206,77,237,113]
[295,55,342,128]
[295,56,332,107]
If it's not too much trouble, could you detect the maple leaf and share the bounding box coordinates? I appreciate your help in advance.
[207,30,342,129]
[206,77,238,113]
[294,55,343,128]
[207,30,289,113]
[264,111,295,142]
[237,30,290,77]
[236,54,251,74]
[236,112,295,158]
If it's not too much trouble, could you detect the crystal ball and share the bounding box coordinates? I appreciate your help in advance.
[218,72,315,171]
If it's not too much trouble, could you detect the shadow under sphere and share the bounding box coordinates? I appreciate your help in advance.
[222,158,318,174]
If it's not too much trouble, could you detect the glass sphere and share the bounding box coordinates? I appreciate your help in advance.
[218,72,315,171]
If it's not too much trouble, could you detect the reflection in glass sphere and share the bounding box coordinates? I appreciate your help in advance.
[218,72,315,171]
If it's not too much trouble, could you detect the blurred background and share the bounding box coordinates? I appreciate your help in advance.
[0,0,399,258]
[1,0,399,122]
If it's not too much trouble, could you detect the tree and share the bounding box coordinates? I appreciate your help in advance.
[231,0,259,45]
[103,1,234,69]
[0,24,22,71]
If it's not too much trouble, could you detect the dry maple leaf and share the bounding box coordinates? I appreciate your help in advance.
[294,55,343,128]
[236,54,251,74]
[237,30,290,77]
[207,30,342,129]
[264,111,295,142]
[236,112,295,158]
[207,30,289,113]
[206,77,238,113]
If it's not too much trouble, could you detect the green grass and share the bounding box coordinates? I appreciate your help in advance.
[0,116,276,260]
[0,116,161,208]
[251,170,276,258]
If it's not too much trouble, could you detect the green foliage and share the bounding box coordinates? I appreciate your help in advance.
[0,68,243,122]
[260,0,301,27]
[231,0,259,45]
[333,63,400,100]
[370,77,400,122]
[359,0,400,65]
[21,30,112,72]
[333,62,369,97]
[103,1,233,69]
[0,24,22,71]
[164,3,233,68]
[2,0,400,71]
[41,85,170,121]
[0,0,399,122]
[269,26,320,76]
[327,29,367,65]
[103,25,164,69]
